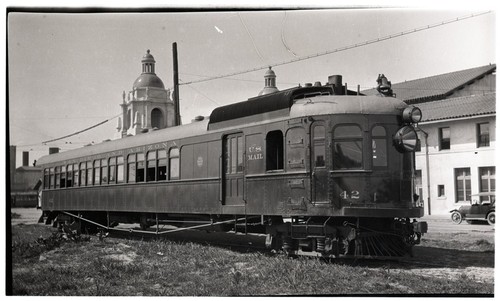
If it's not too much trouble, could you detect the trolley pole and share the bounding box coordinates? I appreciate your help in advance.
[172,42,181,126]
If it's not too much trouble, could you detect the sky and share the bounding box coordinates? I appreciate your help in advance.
[6,6,496,167]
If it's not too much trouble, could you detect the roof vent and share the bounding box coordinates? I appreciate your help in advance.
[193,115,205,122]
[304,83,312,87]
[314,81,322,87]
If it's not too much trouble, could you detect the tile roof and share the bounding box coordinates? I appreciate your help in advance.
[417,93,495,122]
[363,64,496,102]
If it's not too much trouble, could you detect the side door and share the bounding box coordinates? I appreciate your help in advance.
[222,133,245,206]
[311,122,330,204]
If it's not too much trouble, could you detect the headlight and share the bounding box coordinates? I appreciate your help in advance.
[393,126,418,152]
[402,107,422,123]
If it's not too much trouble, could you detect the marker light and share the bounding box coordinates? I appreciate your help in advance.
[402,107,422,124]
[393,126,419,152]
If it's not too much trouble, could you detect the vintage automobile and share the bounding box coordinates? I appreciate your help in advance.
[450,192,495,225]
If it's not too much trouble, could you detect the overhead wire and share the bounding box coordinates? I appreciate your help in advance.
[180,11,492,86]
[20,11,491,147]
[41,113,121,144]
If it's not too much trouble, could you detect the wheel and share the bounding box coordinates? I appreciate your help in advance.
[487,212,495,225]
[451,211,463,224]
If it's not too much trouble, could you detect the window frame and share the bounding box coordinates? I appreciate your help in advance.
[169,147,180,180]
[477,122,490,148]
[438,127,450,151]
[332,124,364,170]
[371,125,388,168]
[455,168,471,203]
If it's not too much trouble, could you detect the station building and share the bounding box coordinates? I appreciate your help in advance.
[365,64,496,215]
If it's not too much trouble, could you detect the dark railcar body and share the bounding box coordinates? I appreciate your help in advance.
[38,83,427,257]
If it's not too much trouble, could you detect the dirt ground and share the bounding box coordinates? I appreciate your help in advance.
[10,208,495,286]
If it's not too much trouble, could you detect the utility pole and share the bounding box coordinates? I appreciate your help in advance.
[172,42,181,126]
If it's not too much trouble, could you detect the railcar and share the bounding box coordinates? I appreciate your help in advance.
[38,74,427,258]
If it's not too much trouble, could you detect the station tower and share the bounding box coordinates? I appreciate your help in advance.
[116,50,175,138]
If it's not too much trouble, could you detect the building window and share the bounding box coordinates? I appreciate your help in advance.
[371,125,387,167]
[158,150,167,181]
[333,125,363,170]
[479,167,495,202]
[439,127,450,150]
[477,123,490,147]
[455,168,471,202]
[169,148,179,180]
[151,108,164,129]
[266,130,284,171]
[438,185,445,197]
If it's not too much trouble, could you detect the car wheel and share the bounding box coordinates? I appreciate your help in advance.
[451,211,463,224]
[487,212,495,225]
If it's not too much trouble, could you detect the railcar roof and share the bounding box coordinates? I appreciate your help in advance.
[290,95,407,117]
[37,119,210,165]
[38,93,408,166]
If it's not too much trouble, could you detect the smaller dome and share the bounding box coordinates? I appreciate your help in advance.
[264,66,276,77]
[142,49,155,63]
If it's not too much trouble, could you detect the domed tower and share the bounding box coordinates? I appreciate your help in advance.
[116,50,175,138]
[258,66,279,96]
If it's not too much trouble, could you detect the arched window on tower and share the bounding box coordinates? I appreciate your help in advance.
[151,108,164,129]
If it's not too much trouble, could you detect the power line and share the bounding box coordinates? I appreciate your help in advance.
[180,11,491,86]
[41,113,121,144]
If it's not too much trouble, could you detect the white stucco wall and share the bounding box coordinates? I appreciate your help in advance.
[415,115,496,215]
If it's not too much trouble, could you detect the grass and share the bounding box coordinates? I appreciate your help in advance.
[11,224,494,296]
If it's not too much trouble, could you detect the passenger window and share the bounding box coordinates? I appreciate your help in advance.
[127,154,136,183]
[266,130,284,171]
[73,163,79,187]
[117,156,124,184]
[66,164,73,187]
[94,160,101,185]
[100,159,108,184]
[333,125,363,170]
[43,169,49,189]
[372,126,387,167]
[158,150,167,181]
[60,166,66,188]
[313,125,326,167]
[87,161,93,185]
[80,163,86,186]
[137,153,145,182]
[146,151,156,182]
[169,148,179,179]
[109,157,116,184]
[55,167,60,189]
[49,167,55,189]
